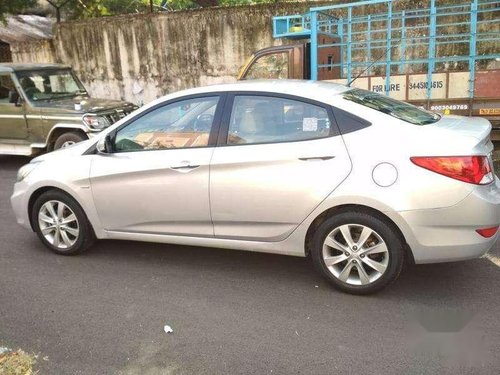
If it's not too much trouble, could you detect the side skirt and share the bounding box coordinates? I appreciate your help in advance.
[105,230,306,257]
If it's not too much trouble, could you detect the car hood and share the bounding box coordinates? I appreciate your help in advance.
[36,96,136,114]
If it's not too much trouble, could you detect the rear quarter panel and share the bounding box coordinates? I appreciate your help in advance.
[324,98,478,212]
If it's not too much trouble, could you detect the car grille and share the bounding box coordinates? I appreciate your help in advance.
[103,108,135,125]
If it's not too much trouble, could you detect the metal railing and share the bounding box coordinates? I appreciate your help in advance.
[272,0,500,99]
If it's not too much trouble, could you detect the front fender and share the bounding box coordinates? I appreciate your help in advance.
[16,154,106,239]
[44,123,95,147]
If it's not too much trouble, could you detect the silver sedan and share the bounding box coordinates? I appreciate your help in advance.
[11,80,500,294]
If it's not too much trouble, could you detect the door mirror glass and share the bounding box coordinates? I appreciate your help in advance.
[0,75,20,105]
[97,134,113,154]
[8,90,20,105]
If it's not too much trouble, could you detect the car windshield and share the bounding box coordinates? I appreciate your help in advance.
[342,88,440,125]
[16,69,87,102]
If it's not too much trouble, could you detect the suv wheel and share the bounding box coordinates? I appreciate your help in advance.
[311,210,405,295]
[53,132,87,150]
[32,190,95,255]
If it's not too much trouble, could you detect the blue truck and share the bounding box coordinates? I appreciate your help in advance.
[237,0,500,141]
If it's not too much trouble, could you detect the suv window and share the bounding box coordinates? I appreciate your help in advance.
[0,75,16,103]
[114,96,219,152]
[245,53,289,80]
[16,69,85,101]
[227,95,330,145]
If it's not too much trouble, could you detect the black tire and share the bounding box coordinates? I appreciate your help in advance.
[32,190,95,255]
[53,132,87,150]
[311,210,405,295]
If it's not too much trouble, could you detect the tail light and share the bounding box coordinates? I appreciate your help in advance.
[476,226,499,238]
[410,156,494,185]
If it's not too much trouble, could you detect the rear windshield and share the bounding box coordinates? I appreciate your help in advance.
[342,88,440,125]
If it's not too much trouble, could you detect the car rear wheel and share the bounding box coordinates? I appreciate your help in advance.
[32,190,95,255]
[311,210,405,295]
[53,132,87,150]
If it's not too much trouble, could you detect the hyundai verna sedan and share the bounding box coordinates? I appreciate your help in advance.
[11,80,500,294]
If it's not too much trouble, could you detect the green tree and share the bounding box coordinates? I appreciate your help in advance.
[2,0,283,23]
[0,0,38,22]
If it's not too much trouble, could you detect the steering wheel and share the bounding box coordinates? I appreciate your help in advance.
[194,114,214,131]
[23,87,41,101]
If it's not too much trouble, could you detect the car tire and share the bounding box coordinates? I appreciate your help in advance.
[311,210,405,295]
[32,190,95,255]
[53,132,87,150]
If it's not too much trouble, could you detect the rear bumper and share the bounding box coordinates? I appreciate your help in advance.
[392,177,500,264]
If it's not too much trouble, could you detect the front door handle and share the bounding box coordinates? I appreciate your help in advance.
[170,162,200,170]
[298,156,336,161]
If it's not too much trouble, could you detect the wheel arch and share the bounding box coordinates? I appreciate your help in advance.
[304,203,415,264]
[27,186,94,235]
[46,124,89,151]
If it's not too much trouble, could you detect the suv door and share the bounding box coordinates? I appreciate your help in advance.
[0,73,28,140]
[209,93,352,241]
[90,94,225,236]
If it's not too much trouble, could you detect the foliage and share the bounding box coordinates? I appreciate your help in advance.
[0,348,36,375]
[0,0,38,22]
[2,0,285,21]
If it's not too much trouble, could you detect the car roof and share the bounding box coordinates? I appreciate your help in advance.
[166,80,351,103]
[0,63,71,73]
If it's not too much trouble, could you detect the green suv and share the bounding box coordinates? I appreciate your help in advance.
[0,63,137,155]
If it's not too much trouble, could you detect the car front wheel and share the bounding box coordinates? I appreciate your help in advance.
[32,190,95,255]
[311,210,405,295]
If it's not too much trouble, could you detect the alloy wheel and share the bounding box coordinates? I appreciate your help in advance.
[38,200,80,249]
[322,224,389,285]
[61,141,75,148]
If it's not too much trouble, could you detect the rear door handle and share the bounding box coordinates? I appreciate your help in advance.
[298,156,336,161]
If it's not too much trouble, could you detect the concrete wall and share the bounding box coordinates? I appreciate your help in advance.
[11,1,499,105]
[13,3,327,104]
[10,39,55,63]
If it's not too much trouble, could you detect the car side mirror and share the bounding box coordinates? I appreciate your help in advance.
[96,134,113,154]
[8,90,20,106]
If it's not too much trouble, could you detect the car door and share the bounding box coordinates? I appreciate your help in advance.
[210,93,352,241]
[0,73,28,140]
[90,94,225,237]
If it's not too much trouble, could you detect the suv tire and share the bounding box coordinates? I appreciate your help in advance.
[53,132,87,150]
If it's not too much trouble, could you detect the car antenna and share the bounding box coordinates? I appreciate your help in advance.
[347,45,395,87]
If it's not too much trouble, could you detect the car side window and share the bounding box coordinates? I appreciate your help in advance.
[114,96,219,152]
[227,95,331,145]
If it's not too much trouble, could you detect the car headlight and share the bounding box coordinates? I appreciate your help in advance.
[82,114,110,130]
[17,162,41,182]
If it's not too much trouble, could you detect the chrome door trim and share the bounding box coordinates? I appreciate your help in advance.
[0,114,25,119]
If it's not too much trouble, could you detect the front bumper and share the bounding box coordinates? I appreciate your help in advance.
[11,180,32,231]
[394,177,500,264]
